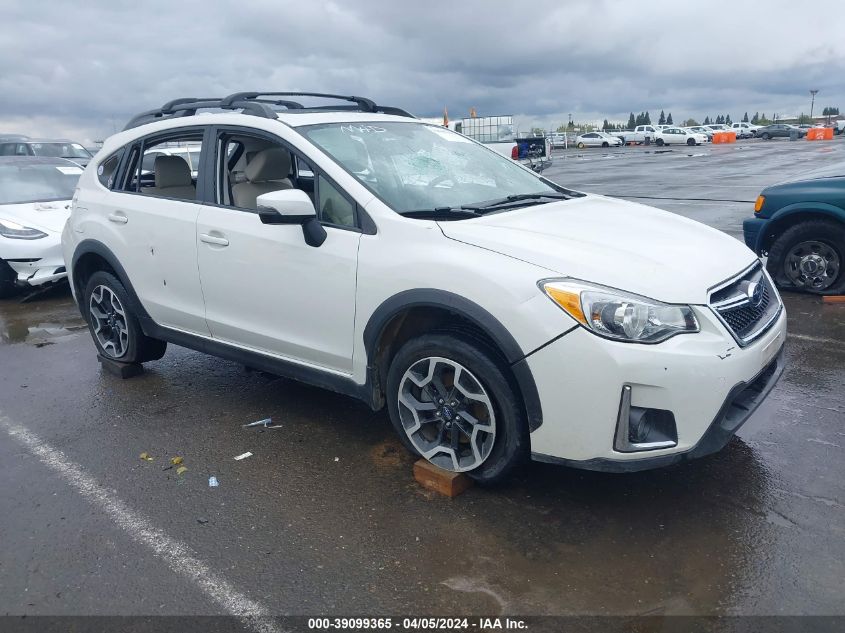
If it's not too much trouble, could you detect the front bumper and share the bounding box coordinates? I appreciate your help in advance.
[2,233,67,287]
[742,216,768,252]
[525,305,787,471]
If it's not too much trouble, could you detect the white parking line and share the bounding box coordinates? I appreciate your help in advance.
[0,415,284,633]
[787,333,845,347]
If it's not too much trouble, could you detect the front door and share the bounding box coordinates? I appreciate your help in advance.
[196,128,361,374]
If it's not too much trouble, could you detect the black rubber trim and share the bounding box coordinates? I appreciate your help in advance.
[143,324,371,404]
[364,288,548,431]
[532,348,785,472]
[71,239,374,406]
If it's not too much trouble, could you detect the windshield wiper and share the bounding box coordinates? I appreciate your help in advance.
[399,207,481,220]
[462,192,571,212]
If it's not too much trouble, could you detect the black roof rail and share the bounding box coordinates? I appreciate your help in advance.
[123,91,414,131]
[222,91,379,113]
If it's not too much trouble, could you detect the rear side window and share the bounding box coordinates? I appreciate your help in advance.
[97,148,125,189]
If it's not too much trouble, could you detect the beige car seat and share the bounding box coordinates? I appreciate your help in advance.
[142,155,196,200]
[231,148,293,209]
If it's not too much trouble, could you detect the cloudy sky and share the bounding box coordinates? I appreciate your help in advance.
[1,0,843,143]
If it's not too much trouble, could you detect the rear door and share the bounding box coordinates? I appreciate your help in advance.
[195,126,361,373]
[103,127,211,335]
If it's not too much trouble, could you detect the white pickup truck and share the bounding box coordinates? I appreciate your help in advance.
[614,125,657,145]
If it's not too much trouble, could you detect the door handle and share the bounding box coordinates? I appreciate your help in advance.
[108,212,128,224]
[199,233,229,247]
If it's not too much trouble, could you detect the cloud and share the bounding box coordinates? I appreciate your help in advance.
[0,0,842,141]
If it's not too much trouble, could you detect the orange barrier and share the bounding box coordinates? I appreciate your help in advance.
[806,127,834,140]
[712,131,737,144]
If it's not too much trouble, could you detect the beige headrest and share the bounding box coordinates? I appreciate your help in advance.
[245,148,291,183]
[155,155,192,188]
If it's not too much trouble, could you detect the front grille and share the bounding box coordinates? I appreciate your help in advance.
[709,262,781,346]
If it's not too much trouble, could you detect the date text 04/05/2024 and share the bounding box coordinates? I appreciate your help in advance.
[307,617,528,630]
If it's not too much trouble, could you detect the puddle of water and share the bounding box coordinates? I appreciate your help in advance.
[0,295,86,346]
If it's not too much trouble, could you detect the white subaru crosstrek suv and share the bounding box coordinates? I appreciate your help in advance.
[62,92,786,483]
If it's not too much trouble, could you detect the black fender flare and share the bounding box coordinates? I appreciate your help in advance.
[71,239,155,329]
[363,289,544,431]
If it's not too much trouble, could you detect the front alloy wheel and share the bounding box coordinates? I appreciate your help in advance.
[386,333,527,483]
[397,357,496,472]
[89,285,130,358]
[784,240,841,291]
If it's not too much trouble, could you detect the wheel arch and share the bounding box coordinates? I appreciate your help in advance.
[760,206,845,253]
[363,289,543,431]
[71,240,153,328]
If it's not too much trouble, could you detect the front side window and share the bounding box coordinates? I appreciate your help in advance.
[317,174,356,227]
[301,122,557,214]
[0,162,82,204]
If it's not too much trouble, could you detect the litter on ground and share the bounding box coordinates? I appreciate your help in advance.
[243,417,283,429]
[139,452,153,462]
[208,476,219,487]
[234,452,253,461]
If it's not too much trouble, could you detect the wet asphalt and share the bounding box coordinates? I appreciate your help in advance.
[0,138,843,625]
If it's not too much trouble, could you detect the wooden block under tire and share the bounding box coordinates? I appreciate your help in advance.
[413,459,473,498]
[822,295,845,304]
[97,354,144,379]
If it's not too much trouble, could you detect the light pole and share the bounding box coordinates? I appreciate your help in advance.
[810,89,819,123]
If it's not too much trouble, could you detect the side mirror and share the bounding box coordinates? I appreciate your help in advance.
[256,189,326,247]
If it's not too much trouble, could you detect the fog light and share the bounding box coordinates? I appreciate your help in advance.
[614,385,678,452]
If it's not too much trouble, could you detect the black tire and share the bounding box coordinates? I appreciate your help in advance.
[761,132,770,140]
[576,142,585,149]
[601,142,609,148]
[0,259,18,299]
[766,219,845,295]
[687,138,696,146]
[656,138,665,146]
[83,270,167,363]
[385,333,528,484]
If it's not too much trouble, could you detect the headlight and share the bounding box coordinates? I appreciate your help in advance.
[541,279,699,343]
[0,218,48,240]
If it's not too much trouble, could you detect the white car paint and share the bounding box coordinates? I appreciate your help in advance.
[1,200,71,287]
[1,158,82,293]
[575,132,623,148]
[63,108,786,474]
[654,127,709,146]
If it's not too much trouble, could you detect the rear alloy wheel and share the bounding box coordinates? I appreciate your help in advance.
[687,138,696,146]
[767,220,845,294]
[601,142,609,148]
[576,142,585,149]
[84,271,167,363]
[386,333,527,484]
[761,133,770,140]
[0,258,18,299]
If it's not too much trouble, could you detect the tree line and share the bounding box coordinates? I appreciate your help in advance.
[553,106,840,133]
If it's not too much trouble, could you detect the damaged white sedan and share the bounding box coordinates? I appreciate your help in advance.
[0,156,81,298]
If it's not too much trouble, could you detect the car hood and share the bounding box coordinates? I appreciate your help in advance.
[764,175,845,197]
[438,194,757,304]
[0,201,72,233]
